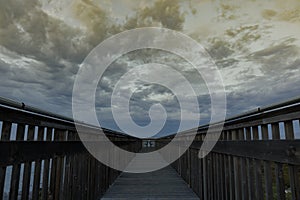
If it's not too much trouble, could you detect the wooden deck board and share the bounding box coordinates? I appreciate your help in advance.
[101,150,199,199]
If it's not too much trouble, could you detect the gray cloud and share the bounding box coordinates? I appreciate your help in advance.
[1,0,300,136]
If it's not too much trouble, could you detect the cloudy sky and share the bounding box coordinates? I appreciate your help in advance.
[0,0,300,137]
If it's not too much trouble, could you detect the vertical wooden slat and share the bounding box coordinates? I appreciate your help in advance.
[0,122,12,199]
[187,148,191,187]
[233,157,241,200]
[220,154,225,200]
[246,158,254,200]
[272,123,280,140]
[262,124,274,200]
[223,132,230,200]
[81,153,88,199]
[245,127,251,140]
[253,126,263,199]
[241,158,249,200]
[245,127,254,200]
[9,124,25,200]
[209,153,214,200]
[21,125,35,200]
[254,159,263,199]
[63,131,73,200]
[203,154,208,200]
[49,129,58,198]
[275,163,285,200]
[78,153,83,200]
[41,128,52,200]
[284,121,294,140]
[239,128,248,200]
[54,130,66,200]
[228,156,237,199]
[271,123,285,200]
[252,126,259,140]
[90,156,96,200]
[72,153,80,200]
[213,153,217,200]
[32,127,45,200]
[198,153,203,199]
[288,166,300,200]
[284,121,299,200]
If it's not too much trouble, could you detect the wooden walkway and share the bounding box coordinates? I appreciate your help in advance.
[101,150,199,199]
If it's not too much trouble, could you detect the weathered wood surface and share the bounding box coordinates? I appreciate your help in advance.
[101,150,199,199]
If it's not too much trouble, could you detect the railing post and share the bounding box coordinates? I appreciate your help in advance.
[0,121,12,200]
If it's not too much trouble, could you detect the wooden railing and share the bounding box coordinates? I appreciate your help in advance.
[157,97,300,200]
[1,95,299,200]
[0,97,142,200]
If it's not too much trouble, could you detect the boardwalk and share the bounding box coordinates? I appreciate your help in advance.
[1,97,300,199]
[101,150,199,199]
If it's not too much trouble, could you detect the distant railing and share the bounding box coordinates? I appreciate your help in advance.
[0,97,142,200]
[157,97,300,200]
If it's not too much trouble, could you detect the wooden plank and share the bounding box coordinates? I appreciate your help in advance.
[284,120,294,140]
[241,158,249,200]
[0,141,116,166]
[203,155,208,200]
[275,163,285,200]
[32,127,45,200]
[213,153,217,200]
[0,121,12,199]
[63,131,73,200]
[208,154,213,200]
[9,123,25,200]
[246,159,255,200]
[254,159,263,199]
[245,127,254,200]
[284,120,300,200]
[264,161,273,200]
[102,154,199,199]
[224,155,229,200]
[220,154,225,200]
[0,121,12,140]
[233,157,241,200]
[228,156,236,199]
[252,126,259,140]
[41,128,52,200]
[189,140,300,165]
[245,127,251,140]
[261,124,269,139]
[272,123,280,139]
[0,140,135,166]
[90,156,96,200]
[271,123,285,200]
[54,130,66,200]
[21,125,35,200]
[198,154,203,199]
[71,154,79,200]
[262,124,273,200]
[49,130,57,198]
[288,165,300,200]
[187,149,191,186]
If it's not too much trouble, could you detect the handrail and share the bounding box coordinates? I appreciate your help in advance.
[159,95,300,138]
[0,96,130,138]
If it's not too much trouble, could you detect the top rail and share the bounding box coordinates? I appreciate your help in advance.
[160,95,300,138]
[0,96,131,138]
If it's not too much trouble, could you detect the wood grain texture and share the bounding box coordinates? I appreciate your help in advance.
[102,151,199,200]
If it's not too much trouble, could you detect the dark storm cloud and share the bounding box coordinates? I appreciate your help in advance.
[1,0,300,136]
